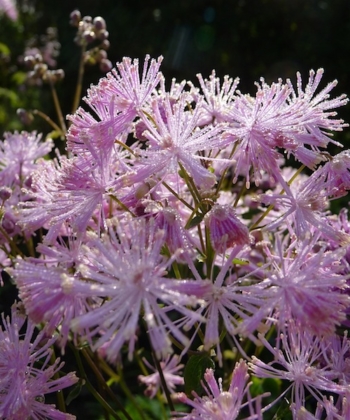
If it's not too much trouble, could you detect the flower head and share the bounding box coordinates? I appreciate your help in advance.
[205,204,251,253]
[138,355,184,398]
[250,323,347,414]
[176,360,264,420]
[70,216,205,362]
[0,304,78,419]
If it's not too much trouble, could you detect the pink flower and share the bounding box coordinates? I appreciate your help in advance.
[67,55,163,166]
[0,131,53,187]
[138,355,184,398]
[309,150,350,199]
[225,69,348,188]
[255,235,350,336]
[250,323,347,414]
[155,207,195,262]
[205,204,251,253]
[19,155,114,242]
[0,304,78,419]
[70,217,206,362]
[9,240,92,349]
[128,93,227,189]
[189,247,266,365]
[176,360,264,420]
[0,0,17,20]
[190,70,239,126]
[260,170,350,245]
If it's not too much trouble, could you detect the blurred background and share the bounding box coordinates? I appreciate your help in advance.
[1,0,350,144]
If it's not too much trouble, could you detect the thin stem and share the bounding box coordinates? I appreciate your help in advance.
[162,181,194,211]
[32,109,65,137]
[116,364,147,420]
[49,81,67,134]
[71,44,87,114]
[178,162,201,206]
[151,350,175,412]
[50,349,66,413]
[215,143,237,195]
[0,225,24,258]
[233,182,247,208]
[82,349,134,420]
[72,347,124,420]
[250,164,306,231]
[204,225,214,276]
[109,194,136,217]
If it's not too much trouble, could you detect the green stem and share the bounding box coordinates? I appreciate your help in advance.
[250,164,306,231]
[215,143,237,195]
[32,109,65,137]
[204,225,214,276]
[116,364,147,420]
[162,181,194,211]
[82,349,134,420]
[71,45,87,114]
[72,347,125,420]
[49,81,67,134]
[50,349,67,413]
[0,225,24,258]
[152,350,175,413]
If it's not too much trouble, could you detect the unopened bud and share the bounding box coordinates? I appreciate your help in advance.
[82,15,92,23]
[54,69,65,81]
[97,29,109,41]
[0,187,12,202]
[34,63,47,76]
[69,9,81,26]
[205,204,251,253]
[23,55,35,69]
[17,108,34,125]
[99,58,112,72]
[93,16,106,31]
[82,30,96,43]
[101,40,110,50]
[96,49,107,61]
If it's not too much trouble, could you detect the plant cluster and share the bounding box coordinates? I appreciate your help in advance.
[1,7,350,420]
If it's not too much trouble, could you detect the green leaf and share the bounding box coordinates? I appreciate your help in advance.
[66,378,84,405]
[184,353,215,397]
[186,214,204,229]
[11,71,27,85]
[0,87,19,106]
[0,42,10,56]
[231,258,249,266]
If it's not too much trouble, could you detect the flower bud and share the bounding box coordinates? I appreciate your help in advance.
[69,9,81,26]
[0,187,12,202]
[101,40,110,50]
[99,58,112,72]
[205,204,250,253]
[17,108,34,125]
[82,15,92,23]
[93,16,106,31]
[97,29,109,41]
[82,30,96,44]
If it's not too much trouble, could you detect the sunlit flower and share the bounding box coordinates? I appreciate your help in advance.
[138,354,184,398]
[0,304,78,419]
[250,323,347,413]
[70,217,206,362]
[205,204,251,253]
[176,360,264,420]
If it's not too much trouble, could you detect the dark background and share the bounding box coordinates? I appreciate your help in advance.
[1,0,350,146]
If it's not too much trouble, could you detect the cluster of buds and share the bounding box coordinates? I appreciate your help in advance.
[21,27,64,86]
[69,10,112,72]
[23,53,65,85]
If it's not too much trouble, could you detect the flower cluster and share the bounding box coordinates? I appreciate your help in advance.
[1,19,350,418]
